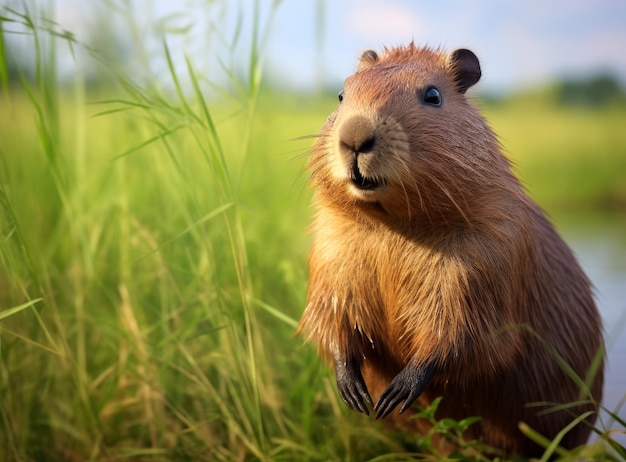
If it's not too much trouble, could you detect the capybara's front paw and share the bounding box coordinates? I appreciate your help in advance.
[334,355,373,415]
[375,362,434,419]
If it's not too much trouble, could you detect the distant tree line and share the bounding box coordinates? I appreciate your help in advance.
[553,73,626,107]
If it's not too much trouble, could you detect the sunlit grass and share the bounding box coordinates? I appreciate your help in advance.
[481,98,626,210]
[0,2,625,461]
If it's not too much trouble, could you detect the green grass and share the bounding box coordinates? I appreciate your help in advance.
[480,96,626,211]
[1,3,625,461]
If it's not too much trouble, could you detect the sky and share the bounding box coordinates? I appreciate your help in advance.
[32,0,626,94]
[265,0,626,92]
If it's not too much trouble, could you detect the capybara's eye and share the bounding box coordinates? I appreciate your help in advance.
[338,90,345,103]
[423,87,442,107]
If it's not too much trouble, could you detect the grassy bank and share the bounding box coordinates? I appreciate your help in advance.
[1,3,625,461]
[481,97,626,211]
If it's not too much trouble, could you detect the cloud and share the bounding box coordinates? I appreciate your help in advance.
[347,0,422,42]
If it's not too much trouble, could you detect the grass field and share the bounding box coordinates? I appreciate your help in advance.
[1,4,626,461]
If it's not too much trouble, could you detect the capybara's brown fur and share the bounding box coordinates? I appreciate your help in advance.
[297,44,604,458]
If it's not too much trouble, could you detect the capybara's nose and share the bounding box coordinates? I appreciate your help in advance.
[339,116,376,156]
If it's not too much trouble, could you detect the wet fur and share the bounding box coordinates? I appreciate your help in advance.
[298,44,603,457]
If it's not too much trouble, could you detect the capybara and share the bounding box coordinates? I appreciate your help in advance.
[298,43,604,458]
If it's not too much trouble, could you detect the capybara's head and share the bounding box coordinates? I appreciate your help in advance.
[310,44,511,224]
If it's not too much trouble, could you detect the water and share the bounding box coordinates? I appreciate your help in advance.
[559,213,626,443]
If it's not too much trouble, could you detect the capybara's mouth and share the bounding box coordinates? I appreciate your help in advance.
[350,159,382,190]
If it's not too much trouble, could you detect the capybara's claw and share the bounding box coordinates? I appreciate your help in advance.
[375,362,434,419]
[334,355,373,415]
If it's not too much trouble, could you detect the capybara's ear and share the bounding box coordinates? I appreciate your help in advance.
[357,49,379,71]
[448,48,481,93]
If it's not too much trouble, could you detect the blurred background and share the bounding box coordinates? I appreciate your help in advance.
[1,0,625,460]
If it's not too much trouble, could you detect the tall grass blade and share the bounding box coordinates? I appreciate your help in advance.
[540,411,593,461]
[0,298,43,321]
[111,123,187,160]
[0,18,9,90]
